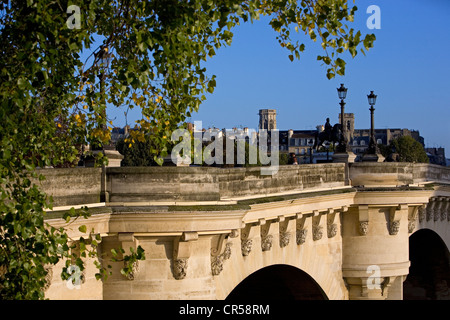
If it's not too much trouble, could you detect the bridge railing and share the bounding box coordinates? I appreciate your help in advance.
[217,163,346,198]
[35,167,102,207]
[349,162,450,187]
[106,166,221,202]
[36,163,450,208]
[36,164,346,207]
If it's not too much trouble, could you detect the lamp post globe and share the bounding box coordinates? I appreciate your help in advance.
[337,83,348,100]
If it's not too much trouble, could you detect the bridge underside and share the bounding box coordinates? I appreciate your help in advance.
[226,265,327,300]
[404,229,450,300]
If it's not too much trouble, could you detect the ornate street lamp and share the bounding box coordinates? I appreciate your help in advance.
[336,84,349,152]
[362,90,385,162]
[331,84,356,165]
[98,46,111,98]
[85,46,123,169]
[97,47,112,148]
[367,90,378,154]
[367,90,377,107]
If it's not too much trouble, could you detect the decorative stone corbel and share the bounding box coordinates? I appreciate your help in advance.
[172,232,198,280]
[434,197,443,222]
[312,211,323,241]
[408,206,418,234]
[389,205,407,236]
[43,265,53,291]
[118,232,140,280]
[260,218,274,251]
[441,198,449,221]
[211,233,232,276]
[418,203,426,223]
[426,198,435,222]
[241,223,257,256]
[447,199,450,222]
[278,216,294,248]
[296,213,308,245]
[408,204,426,233]
[327,209,338,238]
[173,258,188,280]
[358,205,369,236]
[69,241,86,284]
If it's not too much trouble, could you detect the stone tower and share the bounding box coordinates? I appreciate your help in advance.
[259,109,277,130]
[339,112,355,143]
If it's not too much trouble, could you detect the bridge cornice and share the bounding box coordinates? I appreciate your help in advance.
[353,188,432,207]
[242,189,355,224]
[108,210,245,234]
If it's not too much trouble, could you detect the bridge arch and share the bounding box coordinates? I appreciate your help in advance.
[226,264,328,300]
[213,231,347,300]
[404,229,450,300]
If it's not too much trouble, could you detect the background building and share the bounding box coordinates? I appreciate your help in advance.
[425,147,447,166]
[338,112,426,160]
[258,109,277,130]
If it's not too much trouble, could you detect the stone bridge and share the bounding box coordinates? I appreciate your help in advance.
[41,163,450,300]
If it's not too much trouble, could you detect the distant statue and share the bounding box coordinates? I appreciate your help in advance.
[314,118,341,150]
[324,117,332,133]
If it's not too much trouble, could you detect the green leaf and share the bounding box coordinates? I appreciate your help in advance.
[326,71,335,80]
[17,77,27,90]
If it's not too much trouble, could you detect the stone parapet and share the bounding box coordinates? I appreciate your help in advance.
[350,162,450,187]
[36,163,450,208]
[106,166,221,202]
[36,164,347,206]
[217,164,346,198]
[36,167,103,206]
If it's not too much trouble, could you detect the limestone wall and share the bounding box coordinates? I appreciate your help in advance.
[106,166,220,202]
[35,164,450,208]
[217,164,346,198]
[412,163,450,184]
[36,167,102,206]
[350,162,450,187]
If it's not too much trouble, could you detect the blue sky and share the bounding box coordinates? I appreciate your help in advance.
[116,0,450,152]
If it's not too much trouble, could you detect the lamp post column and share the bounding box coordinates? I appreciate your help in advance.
[369,105,376,153]
[362,91,385,162]
[339,99,347,152]
[333,84,356,166]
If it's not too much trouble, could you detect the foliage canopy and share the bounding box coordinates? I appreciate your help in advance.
[0,0,375,299]
[388,136,429,163]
